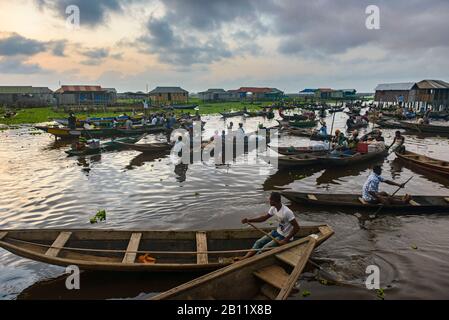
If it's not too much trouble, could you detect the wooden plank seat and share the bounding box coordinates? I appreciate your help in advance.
[122,233,142,264]
[45,232,72,257]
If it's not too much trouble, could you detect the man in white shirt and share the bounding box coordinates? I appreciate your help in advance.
[151,116,158,126]
[237,192,300,261]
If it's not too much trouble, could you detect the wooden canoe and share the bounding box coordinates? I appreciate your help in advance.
[151,228,333,300]
[115,141,173,153]
[282,191,449,212]
[288,128,333,141]
[280,114,309,121]
[275,146,327,156]
[65,136,144,157]
[276,153,324,167]
[395,150,449,177]
[220,111,245,118]
[0,225,332,272]
[317,149,388,166]
[398,121,449,134]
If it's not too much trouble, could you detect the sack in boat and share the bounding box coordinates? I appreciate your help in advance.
[137,254,156,264]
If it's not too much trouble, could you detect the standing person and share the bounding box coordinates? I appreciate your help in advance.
[125,118,133,130]
[151,115,158,126]
[227,122,234,133]
[236,192,300,261]
[237,123,245,136]
[68,112,77,130]
[362,165,411,205]
[389,131,405,153]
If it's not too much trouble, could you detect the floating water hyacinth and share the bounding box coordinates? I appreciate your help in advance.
[90,210,107,224]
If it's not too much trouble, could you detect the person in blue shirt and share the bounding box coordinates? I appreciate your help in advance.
[362,165,411,205]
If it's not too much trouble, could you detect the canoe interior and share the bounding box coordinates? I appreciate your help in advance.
[0,227,326,269]
[282,192,449,210]
[151,236,320,300]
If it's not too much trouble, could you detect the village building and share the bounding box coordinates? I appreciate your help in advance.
[54,85,116,106]
[234,87,284,100]
[374,83,415,104]
[149,87,189,105]
[315,88,334,100]
[198,89,233,102]
[0,86,54,107]
[410,80,449,110]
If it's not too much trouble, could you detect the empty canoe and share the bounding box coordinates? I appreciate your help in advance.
[395,150,449,177]
[282,191,449,212]
[0,225,331,272]
[115,141,173,153]
[151,228,333,300]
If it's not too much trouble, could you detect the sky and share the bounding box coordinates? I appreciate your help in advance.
[0,0,448,93]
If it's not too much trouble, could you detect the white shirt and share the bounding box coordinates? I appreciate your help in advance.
[151,117,158,125]
[173,141,185,154]
[268,205,296,237]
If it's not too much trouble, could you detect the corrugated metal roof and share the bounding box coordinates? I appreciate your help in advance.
[149,87,188,94]
[415,80,449,90]
[237,87,283,94]
[55,85,105,93]
[0,86,52,94]
[375,83,416,91]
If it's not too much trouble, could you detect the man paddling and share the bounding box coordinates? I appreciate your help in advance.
[362,165,411,205]
[237,192,300,261]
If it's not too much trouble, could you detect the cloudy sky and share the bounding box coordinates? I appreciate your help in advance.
[0,0,448,93]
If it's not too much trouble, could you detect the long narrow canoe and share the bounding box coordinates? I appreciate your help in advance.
[41,126,166,139]
[398,121,449,134]
[275,146,328,156]
[115,141,173,153]
[0,225,332,272]
[220,111,245,118]
[276,149,386,168]
[151,228,333,300]
[282,191,449,212]
[317,149,388,166]
[288,128,333,141]
[395,150,449,177]
[277,153,324,167]
[65,136,144,157]
[280,114,309,121]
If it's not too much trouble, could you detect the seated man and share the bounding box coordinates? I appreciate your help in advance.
[362,165,411,205]
[237,192,300,261]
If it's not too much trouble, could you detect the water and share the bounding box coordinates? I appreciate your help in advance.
[1,111,449,300]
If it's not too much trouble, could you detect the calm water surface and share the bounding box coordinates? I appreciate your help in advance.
[1,111,449,300]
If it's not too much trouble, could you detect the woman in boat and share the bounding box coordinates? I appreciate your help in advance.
[347,130,360,150]
[67,112,77,130]
[362,165,411,205]
[389,131,405,154]
[237,192,300,261]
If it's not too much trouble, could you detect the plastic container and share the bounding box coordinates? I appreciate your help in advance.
[357,142,368,153]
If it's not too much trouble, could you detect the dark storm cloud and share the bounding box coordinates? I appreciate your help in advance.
[0,57,44,74]
[137,16,232,66]
[0,34,48,56]
[0,34,67,58]
[36,0,122,27]
[80,48,110,65]
[268,0,449,54]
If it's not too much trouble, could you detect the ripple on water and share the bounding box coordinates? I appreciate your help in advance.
[2,114,449,299]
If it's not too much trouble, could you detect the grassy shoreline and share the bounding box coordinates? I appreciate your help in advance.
[0,100,276,125]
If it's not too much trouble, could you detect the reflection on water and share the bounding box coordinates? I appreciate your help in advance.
[1,112,449,299]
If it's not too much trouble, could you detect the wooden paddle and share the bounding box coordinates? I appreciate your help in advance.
[247,222,282,246]
[373,176,414,215]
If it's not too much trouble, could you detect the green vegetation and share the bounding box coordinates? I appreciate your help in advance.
[376,288,385,300]
[0,100,274,125]
[302,290,311,297]
[90,210,107,224]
